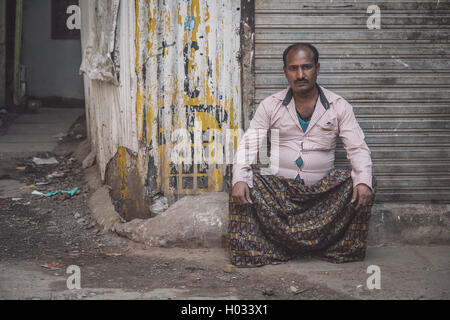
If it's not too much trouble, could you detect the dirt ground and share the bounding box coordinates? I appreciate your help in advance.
[0,117,354,301]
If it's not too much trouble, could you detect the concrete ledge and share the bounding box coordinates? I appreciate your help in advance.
[88,186,123,231]
[0,108,85,159]
[368,203,450,246]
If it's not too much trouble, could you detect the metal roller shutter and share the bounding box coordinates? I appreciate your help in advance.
[254,0,450,202]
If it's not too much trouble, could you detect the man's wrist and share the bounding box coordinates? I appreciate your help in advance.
[354,183,373,194]
[232,180,250,188]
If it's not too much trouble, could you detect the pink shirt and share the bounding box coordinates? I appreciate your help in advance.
[232,85,373,191]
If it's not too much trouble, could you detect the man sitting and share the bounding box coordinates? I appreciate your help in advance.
[229,43,375,267]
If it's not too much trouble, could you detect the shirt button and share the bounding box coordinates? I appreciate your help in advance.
[295,156,303,168]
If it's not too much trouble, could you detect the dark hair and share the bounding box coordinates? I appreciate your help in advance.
[283,43,319,66]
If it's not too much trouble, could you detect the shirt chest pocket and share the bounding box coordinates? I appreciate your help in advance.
[304,117,338,151]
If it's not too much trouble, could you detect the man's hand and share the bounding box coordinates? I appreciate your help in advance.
[231,182,253,205]
[351,184,373,211]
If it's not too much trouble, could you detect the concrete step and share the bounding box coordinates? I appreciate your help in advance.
[0,108,84,159]
[368,203,450,246]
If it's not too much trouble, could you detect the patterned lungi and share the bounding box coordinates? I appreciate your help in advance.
[228,168,376,267]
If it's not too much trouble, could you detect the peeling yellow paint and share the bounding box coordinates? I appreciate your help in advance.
[116,147,130,200]
[135,0,241,198]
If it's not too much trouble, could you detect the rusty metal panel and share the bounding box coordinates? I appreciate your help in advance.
[254,0,450,202]
[80,0,139,180]
[135,0,241,202]
[105,146,152,221]
[80,0,145,219]
[80,0,120,84]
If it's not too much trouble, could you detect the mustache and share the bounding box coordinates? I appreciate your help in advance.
[294,79,308,83]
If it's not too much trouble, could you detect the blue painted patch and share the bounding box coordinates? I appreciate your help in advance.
[184,16,196,31]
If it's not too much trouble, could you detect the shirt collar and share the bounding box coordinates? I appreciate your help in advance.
[280,84,334,110]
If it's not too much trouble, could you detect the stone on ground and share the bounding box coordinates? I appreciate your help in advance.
[114,192,229,248]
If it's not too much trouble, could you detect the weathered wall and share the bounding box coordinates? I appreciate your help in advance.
[135,0,242,204]
[81,0,241,220]
[22,0,84,99]
[240,0,255,131]
[80,0,141,219]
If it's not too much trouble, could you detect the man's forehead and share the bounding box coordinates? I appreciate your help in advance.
[286,47,315,64]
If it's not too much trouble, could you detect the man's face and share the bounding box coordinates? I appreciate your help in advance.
[283,48,320,95]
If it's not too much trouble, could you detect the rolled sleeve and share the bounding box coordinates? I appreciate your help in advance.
[232,101,271,188]
[336,99,374,192]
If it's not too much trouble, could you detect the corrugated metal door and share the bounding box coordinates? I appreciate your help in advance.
[254,0,450,202]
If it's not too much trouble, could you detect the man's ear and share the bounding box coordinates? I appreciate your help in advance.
[316,63,321,74]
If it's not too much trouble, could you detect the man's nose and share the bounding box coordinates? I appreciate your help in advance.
[296,68,304,79]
